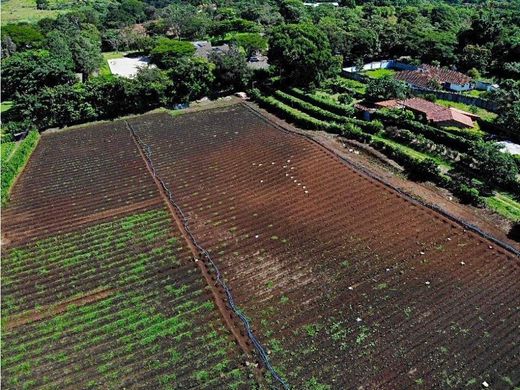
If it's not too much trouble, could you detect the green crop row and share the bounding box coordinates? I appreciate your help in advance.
[288,88,354,116]
[1,130,40,206]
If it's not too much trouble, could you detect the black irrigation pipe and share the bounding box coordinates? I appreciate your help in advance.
[244,102,520,258]
[126,120,290,390]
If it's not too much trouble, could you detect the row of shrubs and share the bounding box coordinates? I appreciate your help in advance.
[1,130,40,205]
[275,89,384,134]
[289,88,354,116]
[251,89,368,142]
[273,90,348,124]
[372,109,474,153]
[369,138,484,205]
[252,89,485,206]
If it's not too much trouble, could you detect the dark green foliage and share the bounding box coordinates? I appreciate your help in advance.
[167,58,215,102]
[1,50,76,99]
[209,47,251,93]
[150,38,195,69]
[228,32,267,59]
[289,88,354,116]
[1,131,40,205]
[1,23,44,50]
[365,76,410,102]
[267,23,340,87]
[456,142,519,190]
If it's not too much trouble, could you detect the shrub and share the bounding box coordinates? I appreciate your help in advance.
[289,88,354,116]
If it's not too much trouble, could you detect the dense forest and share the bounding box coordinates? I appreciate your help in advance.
[0,0,519,136]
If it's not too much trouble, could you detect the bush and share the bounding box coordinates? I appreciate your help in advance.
[342,123,371,143]
[1,130,40,205]
[289,88,354,116]
[273,90,347,124]
[150,38,195,69]
[250,89,344,134]
[450,182,484,206]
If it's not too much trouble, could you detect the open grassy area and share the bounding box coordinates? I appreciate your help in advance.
[485,193,520,222]
[362,68,396,79]
[1,0,73,24]
[435,99,497,122]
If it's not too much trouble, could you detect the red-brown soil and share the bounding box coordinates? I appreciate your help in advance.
[129,104,520,389]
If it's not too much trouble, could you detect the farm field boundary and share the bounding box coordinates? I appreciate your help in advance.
[243,102,520,257]
[126,120,284,387]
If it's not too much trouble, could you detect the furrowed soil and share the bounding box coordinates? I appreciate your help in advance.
[1,120,256,388]
[128,104,520,389]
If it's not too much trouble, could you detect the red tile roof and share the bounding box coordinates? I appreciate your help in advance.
[375,97,474,128]
[396,65,472,88]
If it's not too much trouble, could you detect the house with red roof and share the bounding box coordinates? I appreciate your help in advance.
[375,97,477,128]
[396,64,473,92]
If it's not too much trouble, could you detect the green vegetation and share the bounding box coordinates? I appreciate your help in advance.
[2,209,254,387]
[1,130,40,206]
[485,193,520,222]
[435,99,497,122]
[98,52,126,76]
[1,0,72,24]
[362,68,396,79]
[1,101,14,113]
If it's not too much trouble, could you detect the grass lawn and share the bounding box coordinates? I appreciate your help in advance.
[1,0,72,24]
[463,90,489,98]
[435,99,497,122]
[98,52,127,77]
[485,193,520,222]
[1,101,14,114]
[337,77,367,95]
[373,134,452,170]
[362,68,396,79]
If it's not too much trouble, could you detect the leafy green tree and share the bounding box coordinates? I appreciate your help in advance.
[159,3,209,39]
[209,46,251,92]
[1,49,76,99]
[167,57,215,102]
[72,30,103,78]
[1,23,44,50]
[268,23,340,86]
[457,141,518,190]
[36,0,49,10]
[279,0,307,23]
[459,44,491,73]
[230,33,267,59]
[150,37,195,68]
[366,76,410,101]
[492,79,520,138]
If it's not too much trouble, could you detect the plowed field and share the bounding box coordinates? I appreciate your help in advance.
[128,104,520,389]
[2,102,519,389]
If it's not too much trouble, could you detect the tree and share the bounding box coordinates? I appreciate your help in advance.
[209,46,251,92]
[492,79,520,138]
[1,49,76,99]
[230,33,267,59]
[36,0,49,10]
[71,30,103,78]
[150,37,195,68]
[365,76,410,101]
[268,23,340,86]
[459,44,491,73]
[1,23,44,50]
[457,141,518,190]
[167,57,215,102]
[279,0,307,23]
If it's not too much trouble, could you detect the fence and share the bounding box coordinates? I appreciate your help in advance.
[412,88,498,112]
[342,59,418,73]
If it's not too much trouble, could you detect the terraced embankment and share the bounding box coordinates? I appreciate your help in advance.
[129,105,520,389]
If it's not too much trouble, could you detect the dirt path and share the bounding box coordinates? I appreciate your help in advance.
[244,101,519,252]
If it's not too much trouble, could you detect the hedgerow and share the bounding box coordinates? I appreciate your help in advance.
[288,88,354,116]
[273,90,348,124]
[1,130,40,205]
[373,109,473,152]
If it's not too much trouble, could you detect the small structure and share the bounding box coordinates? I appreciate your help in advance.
[396,65,472,92]
[192,41,230,59]
[107,56,155,78]
[375,98,477,128]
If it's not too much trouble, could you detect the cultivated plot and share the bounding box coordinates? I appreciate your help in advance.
[129,105,520,389]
